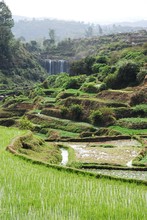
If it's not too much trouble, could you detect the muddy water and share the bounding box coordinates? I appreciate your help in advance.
[60,148,68,165]
[65,139,141,165]
[86,169,147,181]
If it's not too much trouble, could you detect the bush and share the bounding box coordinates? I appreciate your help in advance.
[86,75,96,83]
[97,83,107,92]
[116,61,139,88]
[60,106,69,117]
[92,63,106,73]
[137,70,147,84]
[69,104,83,120]
[99,107,116,126]
[56,92,75,100]
[90,107,116,126]
[130,90,147,106]
[104,73,118,89]
[19,116,33,130]
[55,73,69,88]
[64,78,79,89]
[80,82,99,93]
[95,55,108,64]
[89,110,103,126]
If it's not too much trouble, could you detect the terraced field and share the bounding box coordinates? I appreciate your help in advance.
[0,126,147,219]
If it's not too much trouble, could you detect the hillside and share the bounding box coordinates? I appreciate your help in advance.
[12,17,147,42]
[0,42,47,88]
[0,2,47,88]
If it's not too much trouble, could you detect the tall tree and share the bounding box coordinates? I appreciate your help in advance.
[0,1,14,58]
[49,29,55,44]
[85,26,93,38]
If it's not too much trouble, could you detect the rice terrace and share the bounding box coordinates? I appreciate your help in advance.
[0,1,147,219]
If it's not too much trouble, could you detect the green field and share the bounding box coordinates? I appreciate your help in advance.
[0,126,147,219]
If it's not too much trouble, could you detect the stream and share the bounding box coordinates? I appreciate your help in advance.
[60,148,68,165]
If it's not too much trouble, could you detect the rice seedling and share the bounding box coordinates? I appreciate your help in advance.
[0,126,146,219]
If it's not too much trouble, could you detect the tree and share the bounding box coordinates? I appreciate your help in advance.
[0,1,14,46]
[98,24,103,35]
[43,29,56,51]
[116,61,139,88]
[0,1,14,65]
[49,29,55,44]
[85,26,93,38]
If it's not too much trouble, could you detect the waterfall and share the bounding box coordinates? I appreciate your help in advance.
[44,59,69,74]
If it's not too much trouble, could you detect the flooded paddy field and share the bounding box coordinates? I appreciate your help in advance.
[85,169,147,181]
[66,139,142,166]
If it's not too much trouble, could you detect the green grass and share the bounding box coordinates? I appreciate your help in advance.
[110,125,147,135]
[15,133,62,164]
[43,97,56,103]
[65,88,96,97]
[0,126,147,219]
[28,114,95,133]
[132,104,147,114]
[117,118,147,129]
[48,128,79,138]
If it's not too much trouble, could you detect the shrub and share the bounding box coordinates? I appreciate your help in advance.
[19,116,33,130]
[69,104,83,120]
[54,73,69,88]
[80,82,99,93]
[42,79,49,89]
[56,92,74,100]
[92,63,106,73]
[99,107,116,126]
[60,106,69,117]
[90,110,103,126]
[130,91,147,106]
[104,73,118,89]
[97,83,107,92]
[95,55,108,64]
[137,70,147,84]
[86,75,96,83]
[46,75,57,87]
[64,77,83,89]
[116,61,139,88]
[90,107,116,126]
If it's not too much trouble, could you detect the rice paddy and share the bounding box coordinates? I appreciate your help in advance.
[0,126,147,219]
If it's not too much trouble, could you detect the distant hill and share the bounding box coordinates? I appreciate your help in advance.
[116,20,147,27]
[12,17,147,42]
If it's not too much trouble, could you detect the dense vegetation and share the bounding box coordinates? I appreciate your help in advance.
[0,2,47,88]
[0,2,147,218]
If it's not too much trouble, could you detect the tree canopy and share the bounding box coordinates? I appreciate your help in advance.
[0,1,14,48]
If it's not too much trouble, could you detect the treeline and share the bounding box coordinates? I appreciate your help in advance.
[13,17,146,42]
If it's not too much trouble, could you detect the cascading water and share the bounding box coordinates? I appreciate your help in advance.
[44,59,70,74]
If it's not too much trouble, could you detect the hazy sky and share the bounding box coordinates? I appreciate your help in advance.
[3,0,147,23]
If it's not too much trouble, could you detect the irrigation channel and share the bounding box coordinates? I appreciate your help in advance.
[59,139,147,181]
[60,148,68,165]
